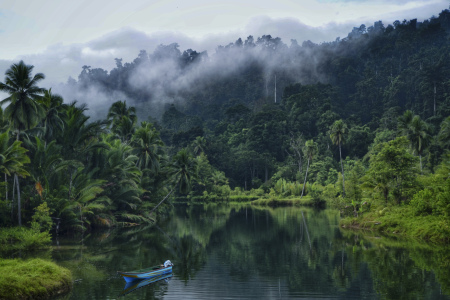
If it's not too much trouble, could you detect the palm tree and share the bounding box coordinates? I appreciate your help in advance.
[438,116,450,150]
[191,136,206,156]
[39,88,65,144]
[150,148,198,214]
[132,122,164,172]
[330,120,348,197]
[59,167,110,231]
[301,139,318,198]
[0,130,30,226]
[0,61,46,138]
[24,137,64,194]
[409,115,431,174]
[0,61,45,225]
[107,100,137,126]
[58,102,108,200]
[398,111,431,173]
[98,136,149,225]
[397,110,414,136]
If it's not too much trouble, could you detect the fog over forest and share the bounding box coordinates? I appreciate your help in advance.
[43,8,448,122]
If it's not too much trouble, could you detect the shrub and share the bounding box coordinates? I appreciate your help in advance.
[31,202,53,233]
[0,227,51,252]
[410,189,434,216]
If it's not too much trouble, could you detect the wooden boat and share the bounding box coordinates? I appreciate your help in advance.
[117,260,173,283]
[119,273,172,297]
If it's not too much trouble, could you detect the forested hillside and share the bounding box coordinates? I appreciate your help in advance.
[63,10,450,188]
[0,9,449,238]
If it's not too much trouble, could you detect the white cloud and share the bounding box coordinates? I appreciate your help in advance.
[0,1,448,113]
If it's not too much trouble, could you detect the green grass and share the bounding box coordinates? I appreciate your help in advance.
[340,205,450,243]
[0,227,51,253]
[0,258,72,300]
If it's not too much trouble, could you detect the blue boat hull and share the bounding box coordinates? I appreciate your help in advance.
[118,266,173,283]
[120,273,173,296]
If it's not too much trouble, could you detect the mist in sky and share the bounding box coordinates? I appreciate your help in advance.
[0,0,448,115]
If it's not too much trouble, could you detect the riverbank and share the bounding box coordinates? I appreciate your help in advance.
[0,258,72,300]
[185,194,325,208]
[250,196,325,207]
[340,205,450,244]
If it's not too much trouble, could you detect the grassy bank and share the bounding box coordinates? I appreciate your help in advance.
[0,258,72,300]
[186,192,326,208]
[340,205,450,243]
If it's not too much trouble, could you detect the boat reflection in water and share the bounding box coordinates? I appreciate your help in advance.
[118,273,173,297]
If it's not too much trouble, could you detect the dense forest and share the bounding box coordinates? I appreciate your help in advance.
[0,9,449,237]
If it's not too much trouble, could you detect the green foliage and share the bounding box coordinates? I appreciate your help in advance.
[366,137,419,204]
[308,183,326,207]
[0,227,51,252]
[1,11,450,239]
[30,202,53,233]
[0,60,46,133]
[410,155,450,217]
[273,178,303,197]
[410,189,434,215]
[438,116,450,149]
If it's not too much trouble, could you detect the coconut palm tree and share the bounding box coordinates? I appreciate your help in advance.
[59,167,110,231]
[24,137,65,194]
[397,110,414,136]
[99,137,148,225]
[58,102,108,201]
[0,61,45,225]
[191,136,206,156]
[0,61,46,138]
[301,139,318,198]
[0,130,30,225]
[39,88,65,144]
[112,115,136,143]
[150,148,198,214]
[398,111,431,173]
[107,100,137,126]
[132,122,164,172]
[330,120,348,197]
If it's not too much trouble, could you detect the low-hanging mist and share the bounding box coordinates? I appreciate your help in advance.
[51,31,361,120]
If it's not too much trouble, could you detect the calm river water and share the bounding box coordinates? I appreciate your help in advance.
[50,204,449,300]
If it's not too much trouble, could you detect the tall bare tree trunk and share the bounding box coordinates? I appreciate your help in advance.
[419,154,423,175]
[5,174,7,202]
[15,131,22,226]
[15,174,21,226]
[339,142,346,197]
[301,158,310,198]
[150,188,174,214]
[433,82,436,116]
[274,75,277,103]
[12,174,15,222]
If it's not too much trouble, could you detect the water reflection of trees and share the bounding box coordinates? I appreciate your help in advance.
[176,205,448,299]
[51,204,449,299]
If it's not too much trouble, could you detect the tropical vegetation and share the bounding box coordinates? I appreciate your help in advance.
[0,10,449,243]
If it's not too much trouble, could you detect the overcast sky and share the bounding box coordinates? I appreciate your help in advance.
[0,0,448,87]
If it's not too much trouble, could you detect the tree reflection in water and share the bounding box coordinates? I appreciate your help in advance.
[50,204,449,300]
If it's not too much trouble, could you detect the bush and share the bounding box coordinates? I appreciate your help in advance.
[309,183,326,208]
[0,227,51,252]
[410,189,434,216]
[31,202,53,233]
